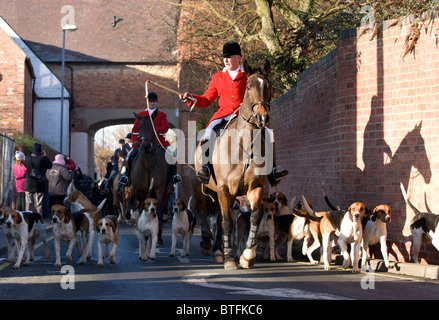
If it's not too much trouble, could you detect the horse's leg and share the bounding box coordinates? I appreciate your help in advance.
[212,212,224,263]
[196,193,214,257]
[218,186,238,270]
[156,190,164,246]
[240,186,264,269]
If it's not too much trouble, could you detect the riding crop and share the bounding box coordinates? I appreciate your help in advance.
[146,80,197,112]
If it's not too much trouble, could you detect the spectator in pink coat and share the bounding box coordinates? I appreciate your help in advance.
[13,151,26,211]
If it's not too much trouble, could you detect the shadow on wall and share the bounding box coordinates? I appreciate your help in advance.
[359,94,431,262]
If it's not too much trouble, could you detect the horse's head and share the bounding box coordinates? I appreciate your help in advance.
[392,121,431,184]
[134,112,155,153]
[242,59,271,128]
[405,121,431,184]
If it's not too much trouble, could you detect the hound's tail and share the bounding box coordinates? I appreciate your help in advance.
[25,195,37,212]
[400,182,422,218]
[290,195,322,222]
[186,196,196,233]
[322,181,340,211]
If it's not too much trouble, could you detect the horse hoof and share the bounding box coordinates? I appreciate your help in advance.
[239,256,255,269]
[239,249,256,269]
[224,259,240,270]
[199,245,212,257]
[213,250,224,263]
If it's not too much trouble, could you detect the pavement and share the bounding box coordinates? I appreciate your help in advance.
[1,221,438,280]
[333,254,439,280]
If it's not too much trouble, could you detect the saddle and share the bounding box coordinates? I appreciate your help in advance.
[214,115,237,138]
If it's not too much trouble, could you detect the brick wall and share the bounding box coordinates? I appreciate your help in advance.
[0,27,33,136]
[271,17,439,264]
[47,63,181,133]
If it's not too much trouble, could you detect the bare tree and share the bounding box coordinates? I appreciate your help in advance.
[164,0,437,96]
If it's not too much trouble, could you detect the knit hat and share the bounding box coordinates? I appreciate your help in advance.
[15,151,25,161]
[53,154,66,166]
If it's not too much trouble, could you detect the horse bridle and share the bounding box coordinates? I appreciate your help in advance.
[240,95,271,127]
[240,74,271,127]
[140,136,153,143]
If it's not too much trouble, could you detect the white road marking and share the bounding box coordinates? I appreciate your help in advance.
[183,272,350,300]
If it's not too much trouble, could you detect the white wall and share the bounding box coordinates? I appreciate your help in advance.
[70,131,93,176]
[33,98,70,154]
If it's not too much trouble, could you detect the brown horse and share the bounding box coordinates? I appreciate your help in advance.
[129,112,172,242]
[194,59,272,269]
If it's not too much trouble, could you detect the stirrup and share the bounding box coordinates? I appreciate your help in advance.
[196,164,210,184]
[173,174,182,184]
[274,166,288,180]
[268,166,288,187]
[119,175,129,186]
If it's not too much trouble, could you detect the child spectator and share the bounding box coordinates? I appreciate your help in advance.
[13,151,26,211]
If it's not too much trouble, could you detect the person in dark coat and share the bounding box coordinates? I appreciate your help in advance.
[24,143,52,216]
[46,154,75,207]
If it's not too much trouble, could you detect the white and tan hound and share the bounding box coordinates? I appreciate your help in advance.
[170,197,196,258]
[96,215,120,266]
[51,204,89,267]
[136,198,159,261]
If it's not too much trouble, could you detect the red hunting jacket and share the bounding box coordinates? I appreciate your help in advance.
[131,109,170,148]
[187,68,247,127]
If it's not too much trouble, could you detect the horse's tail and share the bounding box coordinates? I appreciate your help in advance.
[146,177,154,199]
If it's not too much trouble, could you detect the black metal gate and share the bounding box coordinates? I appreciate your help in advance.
[0,134,15,206]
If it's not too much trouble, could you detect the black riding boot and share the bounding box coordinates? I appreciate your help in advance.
[118,148,138,189]
[101,170,118,195]
[170,165,182,184]
[267,140,288,187]
[196,139,213,184]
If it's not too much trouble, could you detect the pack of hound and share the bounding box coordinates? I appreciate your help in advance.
[1,180,438,271]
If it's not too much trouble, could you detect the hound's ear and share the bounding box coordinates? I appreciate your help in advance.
[16,212,23,225]
[348,204,353,215]
[372,207,384,222]
[63,207,71,224]
[111,221,117,233]
[282,195,288,207]
[366,206,373,218]
[181,201,186,211]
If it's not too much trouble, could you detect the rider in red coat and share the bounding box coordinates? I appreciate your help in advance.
[180,41,287,186]
[118,92,181,188]
[131,107,170,149]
